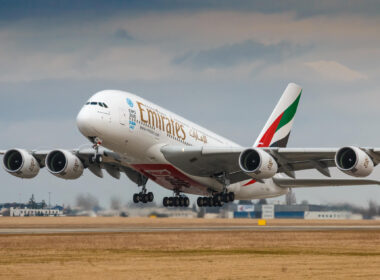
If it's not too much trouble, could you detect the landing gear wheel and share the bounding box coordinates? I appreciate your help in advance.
[168,197,174,207]
[141,194,148,203]
[228,192,235,202]
[179,197,184,207]
[202,197,209,207]
[173,197,179,207]
[197,197,203,207]
[147,192,154,202]
[209,198,215,207]
[163,197,169,207]
[184,197,190,207]
[95,154,103,164]
[89,155,95,164]
[133,193,140,203]
[222,193,229,203]
[214,194,222,203]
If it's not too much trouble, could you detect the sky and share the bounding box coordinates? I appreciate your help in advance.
[1,0,380,208]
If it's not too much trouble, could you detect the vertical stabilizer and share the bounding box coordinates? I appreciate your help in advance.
[254,83,302,148]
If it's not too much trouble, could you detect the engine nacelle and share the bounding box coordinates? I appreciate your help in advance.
[335,146,374,177]
[239,148,278,179]
[46,150,84,179]
[2,149,40,178]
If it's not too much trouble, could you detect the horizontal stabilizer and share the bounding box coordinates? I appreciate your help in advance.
[273,178,380,188]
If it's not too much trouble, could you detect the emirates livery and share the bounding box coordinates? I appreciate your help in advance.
[2,83,380,208]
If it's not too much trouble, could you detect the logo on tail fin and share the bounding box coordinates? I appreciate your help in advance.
[254,83,302,148]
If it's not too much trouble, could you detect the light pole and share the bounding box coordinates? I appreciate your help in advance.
[48,192,51,209]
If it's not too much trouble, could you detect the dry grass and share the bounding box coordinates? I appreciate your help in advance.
[0,218,380,279]
[0,216,379,228]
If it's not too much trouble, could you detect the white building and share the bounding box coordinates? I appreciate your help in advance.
[304,211,363,220]
[10,207,63,217]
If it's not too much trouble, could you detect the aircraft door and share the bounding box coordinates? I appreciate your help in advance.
[119,108,127,125]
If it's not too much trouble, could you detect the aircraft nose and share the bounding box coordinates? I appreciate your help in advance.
[76,107,95,136]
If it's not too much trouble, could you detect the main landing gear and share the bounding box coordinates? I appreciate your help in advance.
[163,189,190,208]
[196,192,235,207]
[163,196,190,208]
[133,191,154,204]
[197,172,235,207]
[133,175,154,204]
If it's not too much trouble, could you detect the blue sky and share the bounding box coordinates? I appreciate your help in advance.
[1,1,380,207]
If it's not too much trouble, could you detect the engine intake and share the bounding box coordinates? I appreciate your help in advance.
[239,148,278,179]
[335,146,374,177]
[46,150,84,179]
[2,149,40,178]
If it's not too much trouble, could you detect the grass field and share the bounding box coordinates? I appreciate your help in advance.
[0,217,380,279]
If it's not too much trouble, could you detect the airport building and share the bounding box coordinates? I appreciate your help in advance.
[233,204,363,220]
[10,207,64,217]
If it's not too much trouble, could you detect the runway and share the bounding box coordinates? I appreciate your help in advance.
[2,224,380,234]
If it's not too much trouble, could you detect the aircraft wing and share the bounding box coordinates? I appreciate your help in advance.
[160,145,380,184]
[273,178,380,188]
[1,148,145,184]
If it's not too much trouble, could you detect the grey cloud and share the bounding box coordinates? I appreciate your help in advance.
[173,40,309,69]
[114,28,134,41]
[1,0,379,24]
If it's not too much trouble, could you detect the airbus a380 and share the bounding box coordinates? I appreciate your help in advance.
[2,83,380,208]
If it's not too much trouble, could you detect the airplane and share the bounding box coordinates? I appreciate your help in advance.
[2,82,380,208]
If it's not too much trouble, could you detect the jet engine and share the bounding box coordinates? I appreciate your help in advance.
[46,150,84,179]
[239,148,278,179]
[335,146,374,177]
[2,149,40,178]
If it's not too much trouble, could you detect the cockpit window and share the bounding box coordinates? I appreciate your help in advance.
[86,101,108,108]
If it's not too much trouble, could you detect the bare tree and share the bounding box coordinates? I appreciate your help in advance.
[110,196,122,211]
[368,200,378,218]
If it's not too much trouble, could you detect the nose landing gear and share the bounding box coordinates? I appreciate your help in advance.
[89,137,104,164]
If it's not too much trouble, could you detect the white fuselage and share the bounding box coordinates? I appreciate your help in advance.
[76,90,288,199]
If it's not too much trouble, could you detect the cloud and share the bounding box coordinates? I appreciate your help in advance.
[1,0,379,23]
[172,40,308,69]
[0,10,379,83]
[0,46,177,82]
[305,60,367,81]
[114,28,134,40]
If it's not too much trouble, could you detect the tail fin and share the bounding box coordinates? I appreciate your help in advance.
[254,83,302,148]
